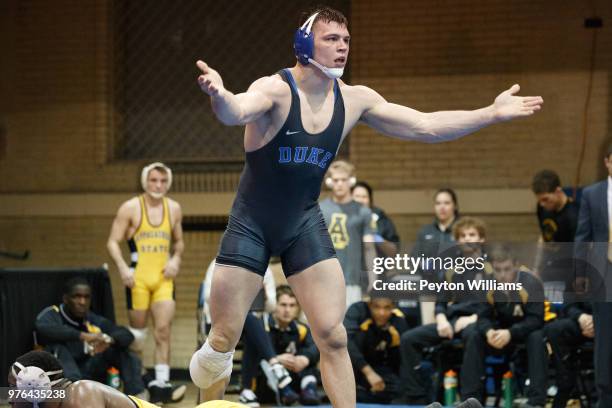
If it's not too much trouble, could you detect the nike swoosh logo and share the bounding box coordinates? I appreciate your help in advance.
[286,130,301,135]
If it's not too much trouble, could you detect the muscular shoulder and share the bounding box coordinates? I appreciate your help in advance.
[167,197,183,223]
[248,74,289,100]
[338,82,385,109]
[63,381,105,407]
[117,197,140,218]
[166,197,182,212]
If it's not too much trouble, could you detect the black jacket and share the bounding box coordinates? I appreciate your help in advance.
[435,260,493,321]
[35,304,133,360]
[263,314,319,366]
[477,270,545,341]
[345,301,408,372]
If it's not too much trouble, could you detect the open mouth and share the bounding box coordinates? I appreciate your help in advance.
[334,57,346,64]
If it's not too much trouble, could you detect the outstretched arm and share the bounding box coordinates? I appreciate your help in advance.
[196,60,274,126]
[360,84,543,143]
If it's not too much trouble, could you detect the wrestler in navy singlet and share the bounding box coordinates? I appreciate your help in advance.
[216,69,345,276]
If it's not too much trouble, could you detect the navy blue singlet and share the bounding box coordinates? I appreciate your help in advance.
[216,69,345,276]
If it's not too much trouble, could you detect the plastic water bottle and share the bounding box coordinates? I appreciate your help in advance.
[106,366,120,389]
[443,369,458,406]
[502,370,513,408]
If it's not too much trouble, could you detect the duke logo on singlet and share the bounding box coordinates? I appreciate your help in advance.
[328,213,349,250]
[278,146,334,168]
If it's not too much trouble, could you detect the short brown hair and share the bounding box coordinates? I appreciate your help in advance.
[299,5,348,28]
[488,244,516,264]
[276,284,296,302]
[452,216,487,241]
[531,170,561,194]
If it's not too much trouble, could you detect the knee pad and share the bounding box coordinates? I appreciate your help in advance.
[189,340,234,389]
[128,327,148,353]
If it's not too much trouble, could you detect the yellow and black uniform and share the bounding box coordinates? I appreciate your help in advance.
[345,301,408,403]
[129,395,161,408]
[462,269,547,406]
[127,195,174,310]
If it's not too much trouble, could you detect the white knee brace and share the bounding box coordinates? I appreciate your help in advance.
[128,327,148,353]
[189,340,234,389]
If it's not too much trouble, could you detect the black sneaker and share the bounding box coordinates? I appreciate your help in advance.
[148,381,186,404]
[148,382,169,405]
[300,383,321,405]
[280,385,300,406]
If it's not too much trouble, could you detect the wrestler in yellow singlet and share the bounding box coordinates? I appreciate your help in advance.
[126,195,174,310]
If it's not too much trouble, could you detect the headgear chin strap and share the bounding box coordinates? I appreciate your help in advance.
[293,12,344,79]
[12,361,64,406]
[141,162,173,198]
[307,59,344,79]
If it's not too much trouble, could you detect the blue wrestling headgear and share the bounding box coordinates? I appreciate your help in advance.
[293,12,344,79]
[294,12,318,65]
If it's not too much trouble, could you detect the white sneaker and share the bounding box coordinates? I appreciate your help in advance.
[239,389,260,408]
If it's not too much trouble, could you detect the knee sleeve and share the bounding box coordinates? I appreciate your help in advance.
[128,327,148,353]
[189,340,234,389]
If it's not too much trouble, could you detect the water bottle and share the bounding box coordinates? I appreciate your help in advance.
[443,369,458,406]
[502,370,513,408]
[106,366,120,389]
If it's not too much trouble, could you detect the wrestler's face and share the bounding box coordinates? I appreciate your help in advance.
[146,169,169,198]
[605,154,612,177]
[275,294,298,325]
[63,284,91,319]
[535,188,563,212]
[368,298,394,327]
[434,192,455,223]
[312,20,349,68]
[492,258,518,284]
[352,186,371,208]
[328,169,352,199]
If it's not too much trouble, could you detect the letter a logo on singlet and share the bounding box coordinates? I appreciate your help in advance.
[328,213,349,250]
[513,304,524,317]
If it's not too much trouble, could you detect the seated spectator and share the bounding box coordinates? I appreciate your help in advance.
[7,350,159,408]
[544,302,594,408]
[34,277,147,400]
[352,180,400,258]
[410,188,460,280]
[239,285,320,407]
[345,294,408,404]
[396,216,491,405]
[462,245,547,408]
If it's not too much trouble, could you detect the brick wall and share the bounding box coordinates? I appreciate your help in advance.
[350,0,612,189]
